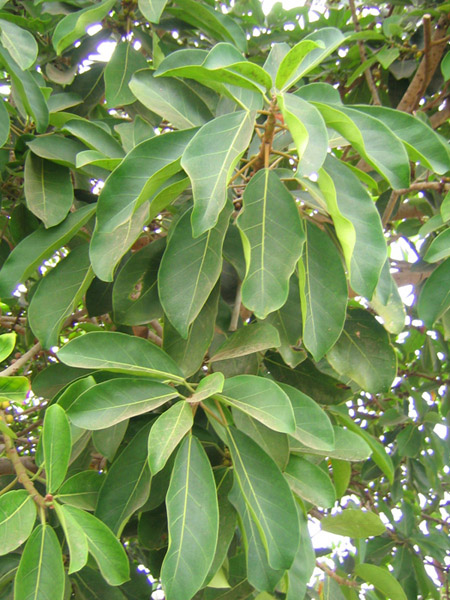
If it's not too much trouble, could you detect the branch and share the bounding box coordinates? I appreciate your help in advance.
[430,98,450,128]
[316,561,359,588]
[0,342,41,377]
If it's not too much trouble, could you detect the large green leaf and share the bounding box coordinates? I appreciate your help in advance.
[161,435,219,600]
[129,70,213,129]
[290,425,372,462]
[71,567,127,600]
[181,110,255,236]
[159,204,231,338]
[286,509,315,600]
[0,204,95,297]
[93,421,128,462]
[226,426,299,570]
[105,42,148,107]
[148,401,193,475]
[24,153,73,228]
[218,375,295,434]
[298,221,347,361]
[237,169,305,319]
[138,0,167,23]
[52,0,116,55]
[67,378,178,430]
[95,423,152,535]
[210,322,280,362]
[0,490,36,556]
[42,404,71,493]
[56,470,105,511]
[319,155,387,299]
[417,257,450,327]
[27,135,87,169]
[14,524,65,600]
[57,331,184,382]
[63,506,129,586]
[327,309,397,394]
[275,40,322,90]
[285,455,336,508]
[355,564,407,600]
[0,19,37,70]
[53,502,88,574]
[63,120,124,159]
[321,509,385,537]
[28,244,94,349]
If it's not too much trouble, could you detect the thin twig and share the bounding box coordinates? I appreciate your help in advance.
[382,191,399,227]
[150,319,163,338]
[316,561,359,588]
[0,342,41,377]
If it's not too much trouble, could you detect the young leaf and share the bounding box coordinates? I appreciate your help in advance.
[321,509,385,537]
[42,404,71,493]
[188,372,225,403]
[148,401,193,475]
[284,455,336,508]
[0,490,36,556]
[161,435,219,600]
[53,502,88,574]
[14,524,65,600]
[105,42,148,107]
[210,321,281,362]
[237,169,305,319]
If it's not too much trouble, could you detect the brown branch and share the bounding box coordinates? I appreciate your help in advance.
[316,561,359,588]
[394,181,450,195]
[253,96,278,172]
[0,342,41,377]
[430,98,450,128]
[382,191,399,227]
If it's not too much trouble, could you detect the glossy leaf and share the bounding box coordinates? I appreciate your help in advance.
[15,524,65,600]
[148,401,193,475]
[161,435,219,600]
[0,490,36,556]
[355,564,407,600]
[56,470,105,511]
[57,331,184,382]
[417,257,450,327]
[54,502,88,574]
[219,375,295,434]
[0,333,15,363]
[96,423,152,535]
[237,169,305,319]
[210,322,280,362]
[181,110,255,236]
[159,204,231,338]
[0,204,95,297]
[0,19,37,70]
[298,221,347,361]
[226,426,300,570]
[67,377,178,430]
[28,244,94,349]
[285,455,336,508]
[105,42,148,107]
[321,508,385,537]
[42,404,71,493]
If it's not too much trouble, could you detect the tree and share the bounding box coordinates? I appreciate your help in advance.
[0,0,448,598]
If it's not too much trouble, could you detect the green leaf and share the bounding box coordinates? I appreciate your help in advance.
[418,257,450,327]
[218,375,295,434]
[0,19,37,70]
[0,204,95,297]
[237,169,305,319]
[0,333,15,363]
[285,455,336,508]
[57,331,184,382]
[67,378,177,430]
[298,221,347,361]
[327,309,398,394]
[321,509,385,538]
[56,470,105,511]
[75,150,121,171]
[291,425,372,462]
[27,135,86,169]
[424,229,450,262]
[148,401,193,475]
[93,421,128,462]
[28,244,94,349]
[370,261,406,335]
[226,426,299,570]
[52,0,116,55]
[71,567,127,599]
[181,110,255,237]
[129,70,213,129]
[24,153,73,228]
[0,98,9,148]
[105,42,148,107]
[355,564,407,600]
[15,524,65,600]
[63,120,124,159]
[331,459,351,499]
[396,424,421,458]
[279,383,335,452]
[62,506,130,586]
[441,50,450,81]
[0,376,29,402]
[138,0,167,23]
[188,372,225,403]
[286,508,315,600]
[43,404,71,493]
[161,435,219,600]
[210,322,280,362]
[275,39,322,90]
[53,502,88,574]
[159,203,231,338]
[0,490,36,555]
[95,422,152,535]
[319,155,387,299]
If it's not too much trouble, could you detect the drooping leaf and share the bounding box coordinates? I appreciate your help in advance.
[53,502,88,574]
[219,375,295,434]
[0,19,37,70]
[237,169,305,319]
[28,244,94,349]
[210,322,280,362]
[417,257,450,327]
[57,331,184,382]
[105,42,148,107]
[0,490,36,556]
[226,426,300,570]
[321,509,385,538]
[159,204,231,338]
[14,524,65,600]
[327,309,397,394]
[56,470,105,511]
[42,404,71,493]
[0,204,95,297]
[148,401,193,475]
[0,333,15,363]
[298,221,347,361]
[355,564,407,600]
[161,435,219,600]
[285,455,336,508]
[95,423,152,535]
[67,377,178,430]
[181,110,255,236]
